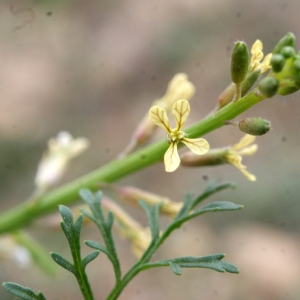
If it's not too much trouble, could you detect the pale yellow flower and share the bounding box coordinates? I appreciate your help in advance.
[150,99,210,172]
[117,186,183,218]
[250,40,272,73]
[154,73,195,111]
[119,74,195,157]
[35,131,89,188]
[226,134,258,181]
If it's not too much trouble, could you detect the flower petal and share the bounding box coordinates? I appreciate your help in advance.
[164,142,180,172]
[182,138,210,155]
[172,99,190,130]
[149,106,171,133]
[231,134,256,151]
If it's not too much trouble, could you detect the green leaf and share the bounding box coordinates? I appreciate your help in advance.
[181,201,243,223]
[73,214,84,234]
[59,205,73,226]
[197,201,243,213]
[139,200,160,241]
[169,262,182,275]
[81,208,96,222]
[170,254,239,273]
[81,251,100,269]
[174,193,194,221]
[79,189,97,207]
[79,189,122,283]
[2,282,46,300]
[191,181,236,210]
[106,211,114,230]
[50,252,75,274]
[85,240,109,256]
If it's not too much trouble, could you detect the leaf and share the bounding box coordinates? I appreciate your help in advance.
[174,193,194,221]
[164,143,180,172]
[81,208,95,222]
[85,240,109,256]
[172,99,190,130]
[168,254,239,274]
[196,201,243,213]
[191,181,236,210]
[106,211,114,230]
[169,262,182,275]
[79,189,97,207]
[73,214,84,234]
[50,252,75,274]
[149,106,171,133]
[3,282,46,300]
[139,201,161,241]
[59,205,73,227]
[79,189,122,283]
[81,251,100,269]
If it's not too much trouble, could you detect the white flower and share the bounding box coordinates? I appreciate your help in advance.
[35,131,89,187]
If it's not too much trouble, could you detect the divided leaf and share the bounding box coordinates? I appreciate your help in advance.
[2,282,46,300]
[168,254,239,274]
[139,200,161,241]
[50,252,75,274]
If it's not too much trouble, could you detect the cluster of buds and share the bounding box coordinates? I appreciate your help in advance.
[258,32,300,97]
[217,39,272,110]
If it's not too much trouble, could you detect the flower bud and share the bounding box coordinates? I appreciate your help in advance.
[238,117,271,136]
[270,54,285,73]
[272,32,295,54]
[280,46,296,58]
[231,41,249,85]
[278,85,300,96]
[258,77,279,97]
[241,69,261,94]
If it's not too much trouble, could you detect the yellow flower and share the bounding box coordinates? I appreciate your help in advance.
[250,40,272,73]
[225,134,258,181]
[149,99,210,172]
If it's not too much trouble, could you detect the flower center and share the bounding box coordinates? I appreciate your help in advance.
[167,129,187,144]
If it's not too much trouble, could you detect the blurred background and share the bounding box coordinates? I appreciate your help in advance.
[0,0,300,299]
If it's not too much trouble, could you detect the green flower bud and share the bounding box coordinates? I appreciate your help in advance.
[231,41,249,84]
[272,32,295,54]
[270,54,285,73]
[258,77,279,97]
[280,46,296,58]
[238,117,271,136]
[277,85,300,96]
[241,69,261,96]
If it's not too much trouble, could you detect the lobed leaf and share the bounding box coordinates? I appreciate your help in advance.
[2,282,46,300]
[139,200,161,241]
[50,252,75,274]
[81,251,100,269]
[85,240,109,255]
[168,254,239,274]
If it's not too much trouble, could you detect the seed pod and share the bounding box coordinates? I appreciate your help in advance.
[258,77,279,97]
[238,117,271,136]
[231,41,249,84]
[272,32,295,54]
[270,54,285,73]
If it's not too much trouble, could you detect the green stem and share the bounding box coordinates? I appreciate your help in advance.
[0,90,265,234]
